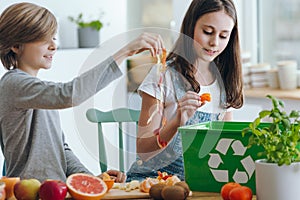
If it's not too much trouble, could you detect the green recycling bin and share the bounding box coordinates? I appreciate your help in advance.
[178,121,266,194]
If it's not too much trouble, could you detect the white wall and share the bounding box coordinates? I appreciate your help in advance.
[171,0,192,32]
[0,0,127,49]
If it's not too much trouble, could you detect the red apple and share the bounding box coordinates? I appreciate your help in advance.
[14,178,41,200]
[39,180,67,200]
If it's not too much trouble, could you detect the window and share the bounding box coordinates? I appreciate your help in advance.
[243,0,300,67]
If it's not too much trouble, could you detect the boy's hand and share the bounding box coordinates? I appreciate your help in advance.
[98,170,126,183]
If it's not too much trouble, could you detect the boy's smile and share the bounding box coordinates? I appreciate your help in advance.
[11,38,57,76]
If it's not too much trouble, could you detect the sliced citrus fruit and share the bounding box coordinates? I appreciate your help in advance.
[140,177,159,193]
[0,176,20,199]
[66,173,107,200]
[103,179,114,192]
[165,175,181,186]
[101,172,111,181]
[99,172,114,192]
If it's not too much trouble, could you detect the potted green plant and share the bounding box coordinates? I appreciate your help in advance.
[68,13,104,48]
[242,95,300,200]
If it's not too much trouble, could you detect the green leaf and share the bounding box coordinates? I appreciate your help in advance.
[68,13,104,31]
[259,110,271,118]
[253,118,261,127]
[243,94,300,166]
[290,110,300,118]
[282,119,291,130]
[278,99,285,108]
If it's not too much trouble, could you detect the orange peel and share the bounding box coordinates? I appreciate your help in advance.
[200,93,211,103]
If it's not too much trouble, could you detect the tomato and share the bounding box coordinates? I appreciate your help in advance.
[220,182,241,200]
[229,186,253,200]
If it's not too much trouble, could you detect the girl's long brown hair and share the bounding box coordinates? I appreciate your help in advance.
[167,0,243,109]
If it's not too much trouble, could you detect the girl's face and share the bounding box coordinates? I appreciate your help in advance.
[12,36,57,76]
[193,10,234,64]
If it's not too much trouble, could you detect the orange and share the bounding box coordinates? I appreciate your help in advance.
[100,172,114,192]
[165,175,181,186]
[0,181,5,200]
[0,176,20,199]
[229,186,253,200]
[101,172,111,181]
[140,178,159,193]
[103,179,114,192]
[220,182,241,200]
[66,173,107,200]
[200,93,211,103]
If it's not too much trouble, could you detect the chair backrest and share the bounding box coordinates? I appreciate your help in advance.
[2,161,5,176]
[86,108,140,173]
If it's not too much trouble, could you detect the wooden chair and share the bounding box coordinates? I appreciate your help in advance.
[86,108,140,173]
[2,161,5,176]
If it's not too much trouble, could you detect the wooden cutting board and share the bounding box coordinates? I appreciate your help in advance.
[102,189,149,199]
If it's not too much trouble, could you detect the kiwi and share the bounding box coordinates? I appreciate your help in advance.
[175,181,190,198]
[149,183,166,200]
[161,185,186,200]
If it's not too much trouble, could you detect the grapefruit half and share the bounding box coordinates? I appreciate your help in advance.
[66,173,107,200]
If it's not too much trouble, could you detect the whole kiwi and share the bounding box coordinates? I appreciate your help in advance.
[149,183,166,200]
[161,185,186,200]
[175,181,190,198]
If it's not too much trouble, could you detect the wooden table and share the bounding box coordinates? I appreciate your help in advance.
[98,190,257,199]
[190,192,256,200]
[11,189,257,200]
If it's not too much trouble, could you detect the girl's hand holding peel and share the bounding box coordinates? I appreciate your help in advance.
[176,91,204,126]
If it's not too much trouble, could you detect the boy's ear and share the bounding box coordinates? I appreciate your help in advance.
[11,45,20,54]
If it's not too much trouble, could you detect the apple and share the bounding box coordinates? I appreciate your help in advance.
[14,179,41,200]
[39,180,67,200]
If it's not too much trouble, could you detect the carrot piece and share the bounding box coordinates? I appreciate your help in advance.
[200,93,211,102]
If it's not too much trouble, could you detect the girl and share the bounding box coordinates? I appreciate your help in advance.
[0,2,164,182]
[126,0,243,181]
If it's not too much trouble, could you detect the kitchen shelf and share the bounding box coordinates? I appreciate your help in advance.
[244,87,300,100]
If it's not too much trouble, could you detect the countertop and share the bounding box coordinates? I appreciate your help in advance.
[101,191,257,199]
[244,87,300,100]
[62,190,256,200]
[178,191,256,200]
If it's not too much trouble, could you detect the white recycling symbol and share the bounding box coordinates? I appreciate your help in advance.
[208,138,255,183]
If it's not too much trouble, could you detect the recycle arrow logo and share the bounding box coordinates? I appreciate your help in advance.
[208,138,255,183]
